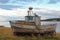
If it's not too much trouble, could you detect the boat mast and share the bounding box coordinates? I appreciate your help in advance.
[28,7,33,16]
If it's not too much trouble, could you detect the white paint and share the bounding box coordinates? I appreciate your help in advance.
[34,16,41,25]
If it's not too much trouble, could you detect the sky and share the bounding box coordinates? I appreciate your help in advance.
[0,0,60,21]
[0,0,60,32]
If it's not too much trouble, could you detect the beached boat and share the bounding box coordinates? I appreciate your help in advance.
[9,7,56,36]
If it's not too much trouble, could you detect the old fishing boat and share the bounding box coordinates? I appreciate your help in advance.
[10,7,56,36]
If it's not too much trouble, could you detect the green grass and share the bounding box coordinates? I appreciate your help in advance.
[0,27,60,40]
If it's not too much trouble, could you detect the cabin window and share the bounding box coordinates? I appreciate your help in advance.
[27,16,33,20]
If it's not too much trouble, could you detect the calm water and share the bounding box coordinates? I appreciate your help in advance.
[0,21,60,32]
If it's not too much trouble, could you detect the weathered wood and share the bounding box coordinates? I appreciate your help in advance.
[9,21,56,37]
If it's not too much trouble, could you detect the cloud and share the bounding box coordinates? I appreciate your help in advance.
[0,0,44,9]
[10,0,37,7]
[0,5,23,10]
[0,8,60,21]
[48,0,60,4]
[17,0,36,2]
[0,8,26,21]
[0,8,27,16]
[0,0,60,11]
[0,15,24,21]
[0,0,10,3]
[34,8,60,18]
